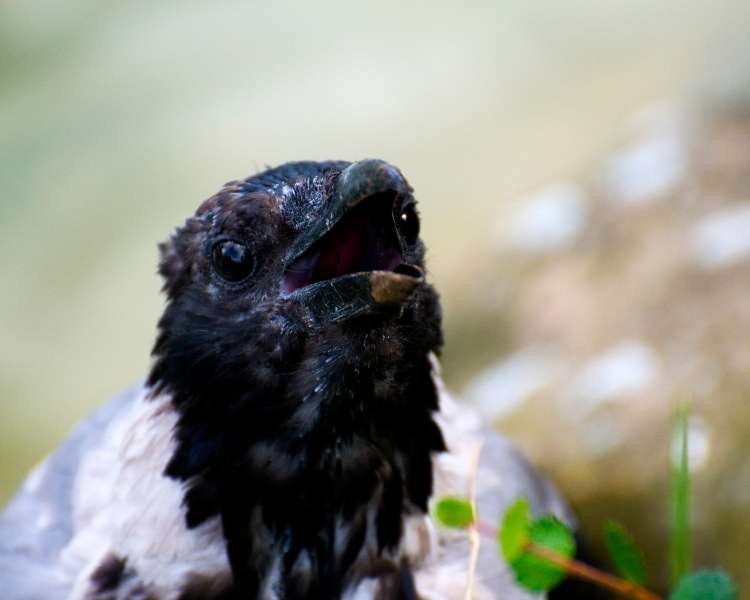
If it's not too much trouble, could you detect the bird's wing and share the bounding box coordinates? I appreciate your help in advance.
[0,385,143,599]
[1,385,230,600]
[408,359,574,600]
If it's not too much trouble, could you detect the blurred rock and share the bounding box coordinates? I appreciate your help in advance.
[563,340,659,417]
[463,347,562,418]
[600,102,692,206]
[670,416,712,474]
[691,204,750,269]
[602,135,687,205]
[501,184,588,253]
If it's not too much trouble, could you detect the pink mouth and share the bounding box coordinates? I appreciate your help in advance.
[282,193,405,294]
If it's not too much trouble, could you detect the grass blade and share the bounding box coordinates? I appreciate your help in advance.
[670,403,691,585]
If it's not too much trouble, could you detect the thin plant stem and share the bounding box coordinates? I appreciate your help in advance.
[474,521,662,600]
[670,403,691,585]
[527,542,662,600]
[464,443,483,600]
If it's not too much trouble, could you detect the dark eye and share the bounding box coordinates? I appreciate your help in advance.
[211,240,255,282]
[396,203,420,244]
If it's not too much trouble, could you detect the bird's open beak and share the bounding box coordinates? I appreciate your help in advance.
[281,159,424,325]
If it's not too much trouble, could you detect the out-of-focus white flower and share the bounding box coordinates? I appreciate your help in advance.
[691,204,750,269]
[602,135,687,205]
[565,340,659,416]
[463,347,560,418]
[671,416,711,473]
[502,183,588,253]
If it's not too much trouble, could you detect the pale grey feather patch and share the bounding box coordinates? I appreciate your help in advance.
[1,374,574,600]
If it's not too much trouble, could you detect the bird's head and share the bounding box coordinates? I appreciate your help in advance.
[156,159,436,333]
[149,159,441,397]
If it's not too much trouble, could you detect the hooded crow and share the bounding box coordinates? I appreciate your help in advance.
[1,160,577,600]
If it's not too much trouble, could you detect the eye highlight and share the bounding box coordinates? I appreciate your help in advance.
[396,203,420,244]
[211,240,255,282]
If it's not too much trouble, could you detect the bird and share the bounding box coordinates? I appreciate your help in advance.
[1,159,579,600]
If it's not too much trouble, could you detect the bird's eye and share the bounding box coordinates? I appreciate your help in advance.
[396,203,420,244]
[211,240,255,282]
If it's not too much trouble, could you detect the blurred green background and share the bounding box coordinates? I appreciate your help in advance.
[3,0,750,594]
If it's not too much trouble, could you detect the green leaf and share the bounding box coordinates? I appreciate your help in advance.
[670,403,692,585]
[604,520,647,586]
[670,570,738,600]
[434,497,475,529]
[511,516,576,592]
[499,499,531,562]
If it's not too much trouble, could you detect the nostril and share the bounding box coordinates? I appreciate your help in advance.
[393,264,424,279]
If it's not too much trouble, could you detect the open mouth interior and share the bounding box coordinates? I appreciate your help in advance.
[282,193,420,294]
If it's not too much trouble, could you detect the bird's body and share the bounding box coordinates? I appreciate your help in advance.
[1,160,575,599]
